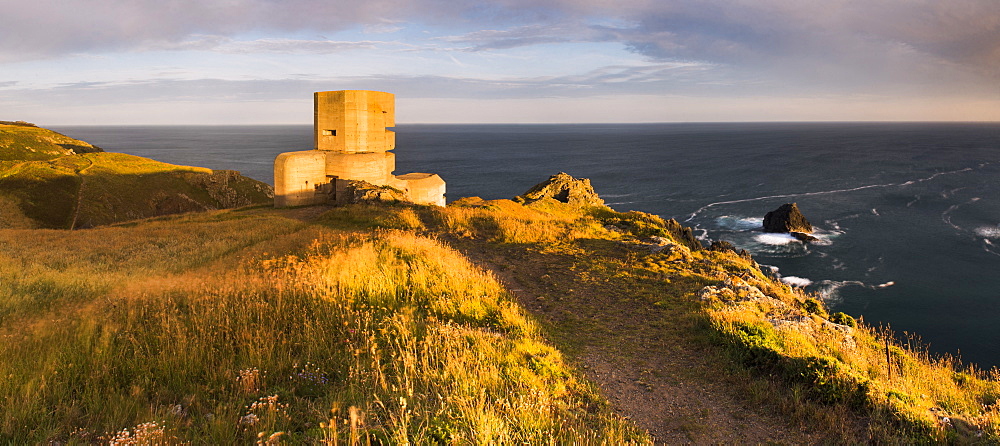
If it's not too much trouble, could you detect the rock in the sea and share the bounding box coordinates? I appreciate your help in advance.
[516,172,605,207]
[763,203,813,234]
[790,232,818,242]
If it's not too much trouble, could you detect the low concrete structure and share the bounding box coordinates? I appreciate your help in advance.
[274,90,446,207]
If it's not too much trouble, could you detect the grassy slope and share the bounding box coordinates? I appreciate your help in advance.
[0,206,644,444]
[0,125,273,229]
[324,199,1000,443]
[0,123,102,161]
[0,198,997,443]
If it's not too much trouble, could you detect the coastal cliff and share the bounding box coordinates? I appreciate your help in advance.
[0,123,273,228]
[0,130,996,443]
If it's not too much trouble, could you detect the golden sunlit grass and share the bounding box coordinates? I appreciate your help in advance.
[696,250,1000,442]
[2,197,998,443]
[1,124,272,229]
[417,200,1000,442]
[0,207,644,444]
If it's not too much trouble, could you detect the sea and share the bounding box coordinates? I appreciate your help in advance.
[54,123,1000,368]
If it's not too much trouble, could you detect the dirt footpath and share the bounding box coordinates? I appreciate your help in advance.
[455,240,822,444]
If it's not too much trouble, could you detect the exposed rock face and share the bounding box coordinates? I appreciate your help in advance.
[664,218,703,251]
[763,203,813,234]
[790,232,818,242]
[186,170,274,208]
[337,180,407,204]
[516,172,605,207]
[709,240,753,259]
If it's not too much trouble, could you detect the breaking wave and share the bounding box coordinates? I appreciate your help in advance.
[684,166,982,222]
[715,215,763,231]
[755,233,800,245]
[781,276,813,287]
[975,226,1000,239]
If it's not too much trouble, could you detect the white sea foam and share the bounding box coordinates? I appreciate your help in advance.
[782,276,813,287]
[814,280,866,300]
[755,233,799,245]
[683,165,983,222]
[808,231,839,246]
[975,226,1000,239]
[984,240,1000,257]
[715,215,763,231]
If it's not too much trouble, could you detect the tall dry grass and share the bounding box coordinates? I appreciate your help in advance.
[0,207,645,443]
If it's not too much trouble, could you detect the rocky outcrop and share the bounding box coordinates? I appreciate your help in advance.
[186,170,274,208]
[763,203,813,235]
[709,240,753,259]
[337,180,408,204]
[664,218,703,251]
[516,172,605,207]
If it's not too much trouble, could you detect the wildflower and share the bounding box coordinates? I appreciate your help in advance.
[106,421,167,445]
[241,414,260,425]
[237,367,265,393]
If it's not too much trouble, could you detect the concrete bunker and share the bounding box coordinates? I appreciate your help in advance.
[273,90,445,207]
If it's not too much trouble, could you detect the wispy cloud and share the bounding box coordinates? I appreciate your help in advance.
[436,23,615,51]
[2,0,998,122]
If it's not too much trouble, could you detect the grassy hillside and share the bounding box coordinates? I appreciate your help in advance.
[0,206,645,444]
[0,187,997,442]
[0,122,102,161]
[0,124,273,229]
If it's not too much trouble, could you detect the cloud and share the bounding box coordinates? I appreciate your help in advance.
[217,38,384,54]
[0,59,822,114]
[605,0,1000,88]
[437,23,615,51]
[2,0,998,123]
[0,0,413,61]
[4,0,997,85]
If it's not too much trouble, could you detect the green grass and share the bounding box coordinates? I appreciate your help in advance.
[0,208,646,444]
[2,194,998,443]
[0,124,102,161]
[1,125,273,229]
[0,151,272,229]
[410,201,1000,442]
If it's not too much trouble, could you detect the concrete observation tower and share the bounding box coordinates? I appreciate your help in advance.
[273,90,446,207]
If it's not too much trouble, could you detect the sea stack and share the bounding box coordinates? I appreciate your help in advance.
[763,203,817,241]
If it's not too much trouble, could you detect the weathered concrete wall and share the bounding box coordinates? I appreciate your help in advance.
[324,152,394,185]
[396,173,447,207]
[274,151,328,207]
[314,90,395,153]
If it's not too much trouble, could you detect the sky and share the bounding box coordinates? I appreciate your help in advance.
[1,0,998,124]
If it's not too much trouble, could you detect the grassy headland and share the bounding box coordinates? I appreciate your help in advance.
[1,124,997,443]
[1,197,997,443]
[0,123,272,229]
[0,206,644,444]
